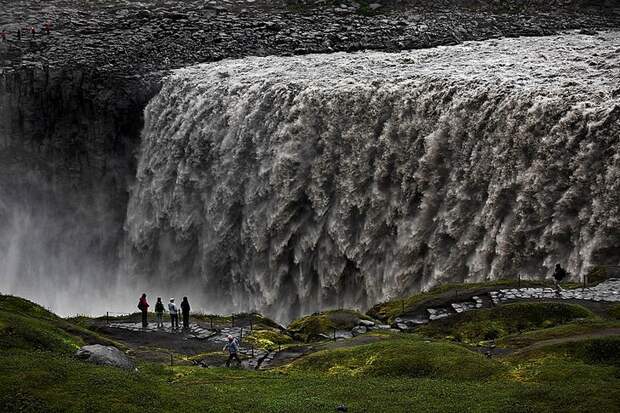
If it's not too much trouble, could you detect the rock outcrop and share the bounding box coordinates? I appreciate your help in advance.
[75,344,135,370]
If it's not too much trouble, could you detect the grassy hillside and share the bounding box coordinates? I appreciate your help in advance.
[1,292,619,412]
[285,334,500,380]
[416,302,596,345]
[0,295,119,353]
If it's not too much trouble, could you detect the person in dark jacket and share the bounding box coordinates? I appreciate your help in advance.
[138,293,149,328]
[154,297,165,328]
[553,263,567,292]
[181,297,191,329]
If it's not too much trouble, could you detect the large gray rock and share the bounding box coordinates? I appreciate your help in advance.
[75,345,135,370]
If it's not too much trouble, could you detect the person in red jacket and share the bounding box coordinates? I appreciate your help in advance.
[138,293,149,328]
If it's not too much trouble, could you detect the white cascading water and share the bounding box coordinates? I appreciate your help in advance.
[126,32,620,322]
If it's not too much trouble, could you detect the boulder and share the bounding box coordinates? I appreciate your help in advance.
[358,319,375,327]
[75,345,135,370]
[351,325,367,336]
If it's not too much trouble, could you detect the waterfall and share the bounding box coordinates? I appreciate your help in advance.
[125,32,620,322]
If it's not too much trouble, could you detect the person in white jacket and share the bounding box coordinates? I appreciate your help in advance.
[168,298,179,329]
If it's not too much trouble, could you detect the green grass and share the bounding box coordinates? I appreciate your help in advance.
[416,302,595,345]
[540,337,620,367]
[287,310,374,342]
[608,304,620,320]
[497,319,620,348]
[0,295,119,353]
[285,334,501,380]
[2,343,619,413]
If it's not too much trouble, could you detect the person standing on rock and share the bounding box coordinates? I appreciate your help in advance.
[553,263,567,292]
[137,293,149,328]
[154,297,165,328]
[181,297,191,329]
[168,298,179,330]
[223,335,241,367]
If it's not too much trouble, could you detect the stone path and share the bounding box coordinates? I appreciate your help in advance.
[106,321,276,368]
[394,279,620,330]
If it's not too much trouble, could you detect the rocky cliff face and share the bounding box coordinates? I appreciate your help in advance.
[0,0,619,316]
[0,66,158,311]
[126,33,620,321]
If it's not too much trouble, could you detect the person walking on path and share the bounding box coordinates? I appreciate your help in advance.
[553,263,567,293]
[16,28,21,41]
[154,297,165,328]
[181,297,191,329]
[138,293,149,328]
[1,30,7,42]
[30,27,35,39]
[168,298,179,330]
[223,335,241,367]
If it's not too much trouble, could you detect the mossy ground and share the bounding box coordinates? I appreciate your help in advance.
[368,279,583,323]
[416,302,596,345]
[0,295,119,353]
[1,291,619,412]
[287,309,374,342]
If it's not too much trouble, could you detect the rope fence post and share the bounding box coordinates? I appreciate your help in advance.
[333,328,336,341]
[232,314,234,328]
[210,316,213,330]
